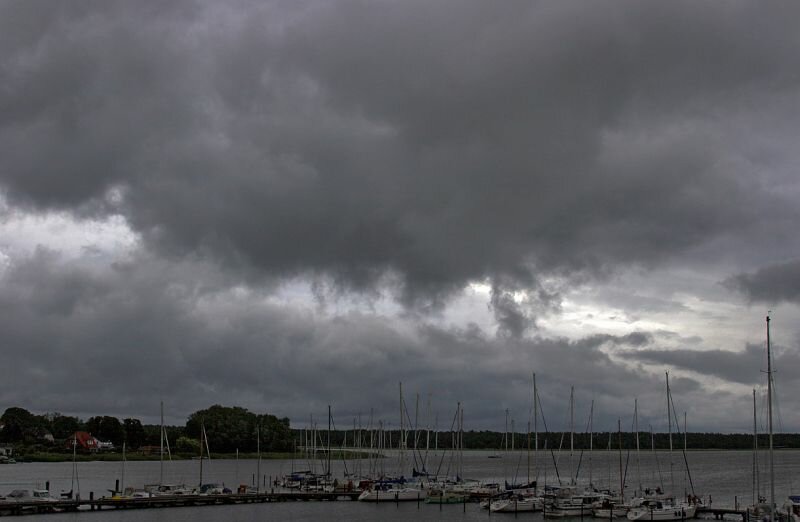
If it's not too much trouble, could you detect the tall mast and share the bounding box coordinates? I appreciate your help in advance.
[199,420,204,486]
[533,373,538,482]
[767,314,775,522]
[666,371,674,495]
[505,409,509,452]
[635,398,641,496]
[327,405,332,477]
[570,386,574,484]
[415,393,420,463]
[160,401,164,486]
[460,404,465,481]
[684,412,688,497]
[527,418,531,485]
[256,423,261,493]
[589,399,594,488]
[425,393,431,472]
[121,442,126,493]
[753,388,759,506]
[399,382,405,475]
[618,418,624,498]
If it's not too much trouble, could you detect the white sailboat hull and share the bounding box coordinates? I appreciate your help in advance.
[626,504,696,521]
[491,497,543,512]
[357,487,427,502]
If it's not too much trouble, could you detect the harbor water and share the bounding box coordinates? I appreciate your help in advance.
[1,449,797,521]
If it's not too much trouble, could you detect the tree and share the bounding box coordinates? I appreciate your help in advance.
[175,436,200,454]
[49,414,82,440]
[186,405,292,453]
[85,416,125,447]
[123,418,145,449]
[0,407,37,443]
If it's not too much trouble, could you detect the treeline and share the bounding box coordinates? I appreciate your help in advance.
[293,429,800,451]
[0,405,293,454]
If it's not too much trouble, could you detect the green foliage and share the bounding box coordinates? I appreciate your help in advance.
[86,415,125,446]
[185,405,292,453]
[174,436,200,454]
[48,414,82,440]
[0,407,39,442]
[123,418,145,449]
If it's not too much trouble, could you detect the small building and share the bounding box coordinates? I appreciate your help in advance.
[67,432,99,452]
[96,441,115,451]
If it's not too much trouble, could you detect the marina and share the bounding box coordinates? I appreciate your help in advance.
[1,449,798,520]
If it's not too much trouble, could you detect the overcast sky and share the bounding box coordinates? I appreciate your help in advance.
[2,0,800,434]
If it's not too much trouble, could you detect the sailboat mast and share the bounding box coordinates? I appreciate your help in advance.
[199,420,204,486]
[328,405,332,477]
[635,398,641,495]
[399,382,405,475]
[533,373,538,482]
[256,424,261,493]
[121,442,126,493]
[684,412,688,497]
[766,314,775,522]
[570,386,574,484]
[505,409,509,452]
[618,418,623,498]
[666,371,674,495]
[753,388,759,506]
[589,399,594,488]
[160,401,164,486]
[460,404,465,481]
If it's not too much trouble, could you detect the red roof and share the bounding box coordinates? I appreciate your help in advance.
[69,432,98,450]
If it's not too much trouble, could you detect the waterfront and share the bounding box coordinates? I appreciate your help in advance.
[1,449,798,521]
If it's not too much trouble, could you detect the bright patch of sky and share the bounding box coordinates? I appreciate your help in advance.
[0,199,138,264]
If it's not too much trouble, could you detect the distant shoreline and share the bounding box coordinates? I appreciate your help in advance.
[6,450,377,463]
[5,446,797,463]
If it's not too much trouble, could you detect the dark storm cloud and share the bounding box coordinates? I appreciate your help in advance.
[2,1,800,307]
[623,342,800,386]
[0,248,731,429]
[726,260,800,304]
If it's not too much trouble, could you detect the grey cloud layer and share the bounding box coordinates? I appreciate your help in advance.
[2,1,800,308]
[727,260,800,304]
[0,250,754,430]
[2,1,800,431]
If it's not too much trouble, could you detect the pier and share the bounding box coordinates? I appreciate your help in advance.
[696,507,749,521]
[0,491,362,517]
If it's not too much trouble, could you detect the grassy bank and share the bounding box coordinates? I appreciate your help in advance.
[13,450,373,463]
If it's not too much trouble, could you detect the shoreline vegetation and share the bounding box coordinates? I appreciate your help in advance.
[10,450,366,463]
[3,404,800,463]
[7,445,800,464]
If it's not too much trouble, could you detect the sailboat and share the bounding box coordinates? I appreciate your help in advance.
[490,373,544,513]
[146,402,195,496]
[626,373,697,521]
[545,389,611,519]
[358,383,429,502]
[758,314,800,522]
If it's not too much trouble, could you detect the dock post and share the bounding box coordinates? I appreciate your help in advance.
[90,491,94,511]
[115,479,120,494]
[46,481,50,491]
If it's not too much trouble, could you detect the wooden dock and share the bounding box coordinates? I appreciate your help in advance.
[0,491,362,516]
[696,506,749,521]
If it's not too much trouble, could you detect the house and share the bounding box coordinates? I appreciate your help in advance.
[0,446,15,464]
[67,432,99,452]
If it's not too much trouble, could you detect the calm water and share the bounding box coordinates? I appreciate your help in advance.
[2,449,798,521]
